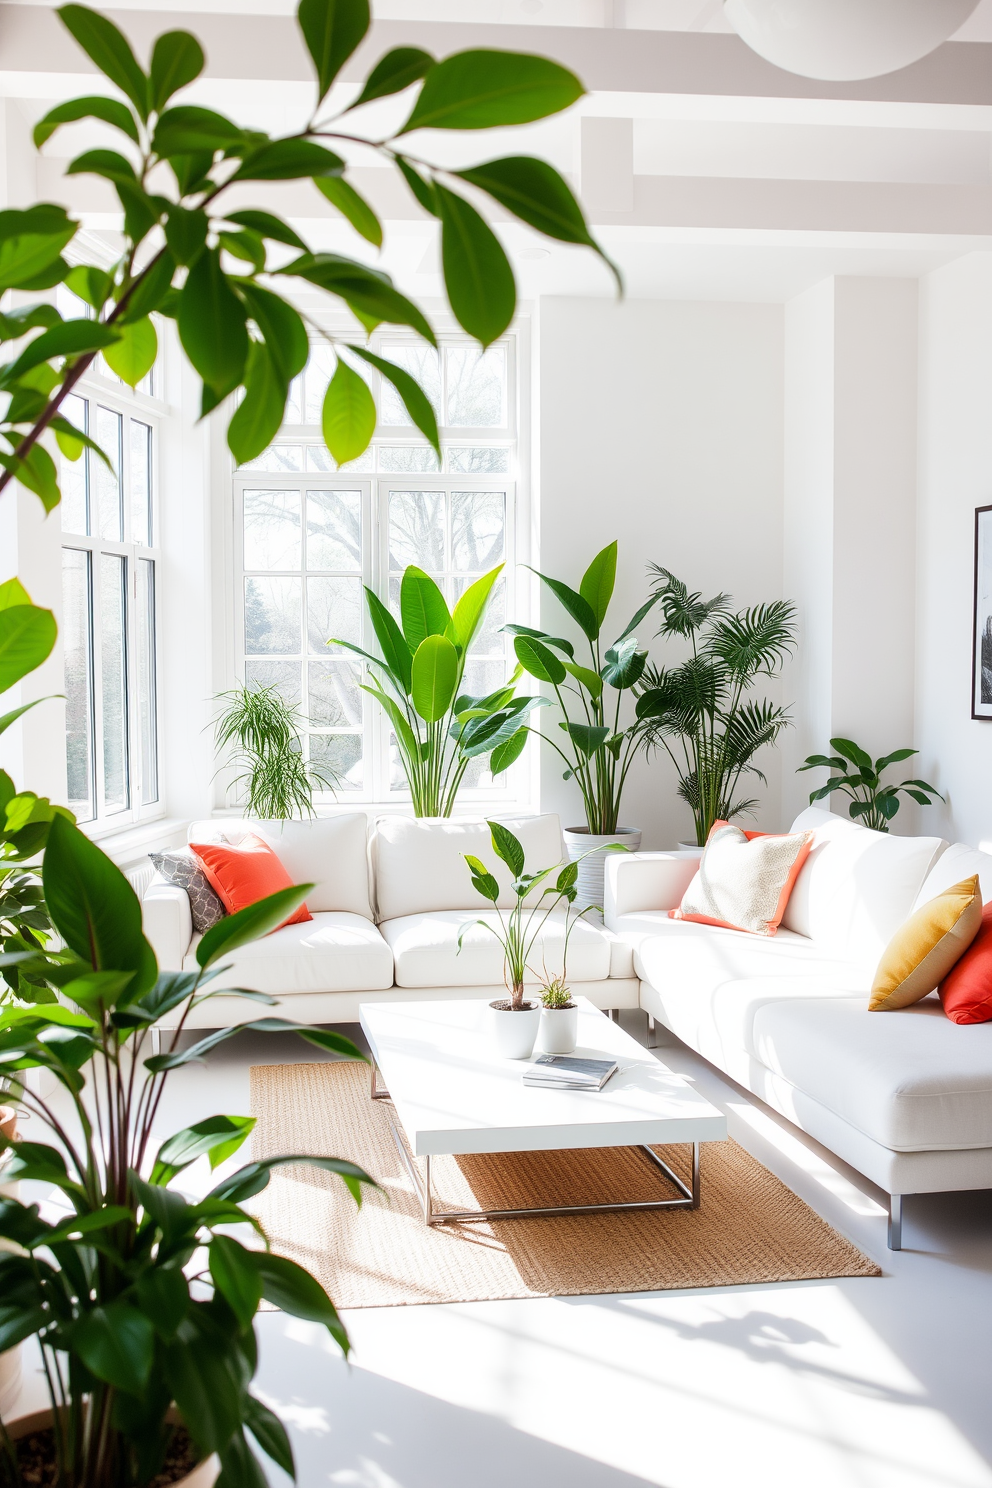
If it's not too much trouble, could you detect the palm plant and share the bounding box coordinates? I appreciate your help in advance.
[798,738,943,831]
[214,683,337,818]
[334,565,545,816]
[635,568,798,846]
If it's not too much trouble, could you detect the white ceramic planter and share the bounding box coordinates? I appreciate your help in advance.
[563,827,642,918]
[677,842,704,856]
[489,1001,540,1060]
[3,1408,218,1488]
[538,1004,578,1055]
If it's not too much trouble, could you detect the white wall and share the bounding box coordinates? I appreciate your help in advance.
[917,252,992,846]
[536,295,785,848]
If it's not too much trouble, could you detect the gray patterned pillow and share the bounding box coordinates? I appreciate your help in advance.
[149,848,226,933]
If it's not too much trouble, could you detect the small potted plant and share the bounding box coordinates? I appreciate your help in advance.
[537,981,579,1055]
[798,737,943,831]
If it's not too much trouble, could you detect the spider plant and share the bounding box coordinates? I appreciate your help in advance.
[798,738,943,831]
[635,568,798,846]
[213,683,337,819]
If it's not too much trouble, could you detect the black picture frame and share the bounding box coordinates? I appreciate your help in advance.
[973,504,992,718]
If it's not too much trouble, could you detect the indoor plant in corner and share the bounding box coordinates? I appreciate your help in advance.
[0,816,376,1488]
[798,737,943,831]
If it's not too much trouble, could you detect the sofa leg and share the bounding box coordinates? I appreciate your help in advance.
[609,1008,620,1023]
[888,1194,903,1251]
[646,1014,657,1047]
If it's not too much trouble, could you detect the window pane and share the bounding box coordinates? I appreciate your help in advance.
[59,394,89,535]
[244,660,302,708]
[451,491,505,571]
[388,490,445,571]
[131,420,152,546]
[244,577,301,654]
[445,346,505,427]
[308,576,361,655]
[308,661,362,727]
[62,548,94,821]
[284,374,303,424]
[306,443,374,474]
[379,345,441,426]
[378,445,440,473]
[446,446,509,473]
[94,407,123,541]
[306,491,361,571]
[462,658,506,701]
[304,343,336,424]
[243,490,301,571]
[135,558,158,804]
[310,732,362,791]
[453,574,504,655]
[240,445,303,474]
[100,553,129,811]
[136,364,155,398]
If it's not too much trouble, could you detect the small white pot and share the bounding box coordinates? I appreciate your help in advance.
[489,1001,540,1060]
[538,1004,578,1055]
[563,827,643,918]
[677,841,704,856]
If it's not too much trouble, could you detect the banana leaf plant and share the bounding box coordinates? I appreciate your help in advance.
[798,737,943,832]
[332,564,546,815]
[506,542,661,835]
[0,813,375,1488]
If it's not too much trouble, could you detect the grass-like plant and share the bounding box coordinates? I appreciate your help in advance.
[539,980,574,1010]
[214,683,337,819]
[798,738,943,831]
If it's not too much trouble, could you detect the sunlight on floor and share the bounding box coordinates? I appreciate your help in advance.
[727,1099,889,1220]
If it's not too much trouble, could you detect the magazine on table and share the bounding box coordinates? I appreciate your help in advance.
[522,1054,619,1091]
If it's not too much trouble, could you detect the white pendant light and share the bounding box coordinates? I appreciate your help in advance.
[723,0,981,81]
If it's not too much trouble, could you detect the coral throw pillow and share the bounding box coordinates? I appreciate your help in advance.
[870,875,981,1011]
[940,898,992,1024]
[670,822,814,937]
[189,834,311,930]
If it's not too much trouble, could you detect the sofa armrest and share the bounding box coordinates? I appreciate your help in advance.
[142,877,193,971]
[604,852,700,929]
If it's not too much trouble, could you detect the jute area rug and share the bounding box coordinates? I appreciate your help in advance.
[248,1061,880,1307]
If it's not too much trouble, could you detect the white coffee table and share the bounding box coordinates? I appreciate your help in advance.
[359,996,727,1227]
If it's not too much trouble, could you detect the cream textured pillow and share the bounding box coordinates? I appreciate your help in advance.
[870,875,982,1011]
[671,823,814,937]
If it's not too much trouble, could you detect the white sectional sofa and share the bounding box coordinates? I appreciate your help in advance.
[605,806,992,1249]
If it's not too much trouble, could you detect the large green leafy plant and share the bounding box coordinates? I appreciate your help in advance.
[634,568,798,846]
[0,815,375,1488]
[798,738,943,832]
[508,542,660,835]
[335,564,546,815]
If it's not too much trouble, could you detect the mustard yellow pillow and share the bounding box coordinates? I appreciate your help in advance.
[870,875,982,1011]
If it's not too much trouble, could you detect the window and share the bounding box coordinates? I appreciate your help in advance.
[60,389,160,826]
[233,336,517,803]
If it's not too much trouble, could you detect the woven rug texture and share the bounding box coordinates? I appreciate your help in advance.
[248,1060,880,1306]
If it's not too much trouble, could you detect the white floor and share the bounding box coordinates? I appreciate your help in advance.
[14,1011,992,1488]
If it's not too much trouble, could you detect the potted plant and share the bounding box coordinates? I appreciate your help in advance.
[460,823,623,1059]
[798,738,943,830]
[635,568,798,848]
[507,542,661,910]
[333,565,546,816]
[0,814,376,1488]
[214,682,338,817]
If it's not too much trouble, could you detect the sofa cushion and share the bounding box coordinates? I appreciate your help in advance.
[371,815,563,921]
[749,995,992,1151]
[941,901,992,1025]
[380,909,611,988]
[783,806,945,967]
[186,815,373,919]
[182,911,393,994]
[870,876,982,1011]
[190,835,312,927]
[913,841,992,908]
[672,823,813,936]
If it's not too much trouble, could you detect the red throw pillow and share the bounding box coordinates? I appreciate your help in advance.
[940,899,992,1023]
[189,834,311,930]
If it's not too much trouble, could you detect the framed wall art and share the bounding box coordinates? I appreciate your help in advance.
[973,504,992,718]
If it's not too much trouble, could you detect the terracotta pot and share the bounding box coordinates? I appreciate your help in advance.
[3,1408,218,1488]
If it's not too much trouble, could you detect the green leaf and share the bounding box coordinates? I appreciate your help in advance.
[115,180,160,245]
[562,660,602,698]
[315,175,382,247]
[73,1301,154,1395]
[0,698,54,738]
[490,727,527,775]
[363,587,413,693]
[218,1430,269,1488]
[218,228,265,272]
[351,46,433,107]
[435,184,514,348]
[236,283,309,383]
[57,5,150,119]
[64,263,112,311]
[450,565,502,651]
[118,249,176,323]
[224,211,307,250]
[227,341,286,464]
[195,885,314,969]
[395,156,438,214]
[40,1204,132,1248]
[178,248,249,397]
[65,147,137,185]
[254,1251,348,1347]
[152,105,244,157]
[411,634,458,722]
[102,316,156,387]
[601,636,646,690]
[564,721,609,757]
[348,345,440,457]
[1,318,120,385]
[164,1317,244,1453]
[134,1268,189,1341]
[164,206,208,267]
[299,0,370,104]
[527,567,599,641]
[579,541,616,629]
[501,623,574,658]
[152,1115,256,1184]
[615,592,661,642]
[208,1235,262,1327]
[245,1396,295,1478]
[322,358,376,463]
[488,820,525,877]
[513,633,566,685]
[150,31,205,112]
[464,858,499,902]
[829,737,873,772]
[282,253,435,344]
[0,600,57,691]
[0,302,61,339]
[455,155,619,287]
[0,205,76,293]
[401,567,450,651]
[874,747,918,772]
[34,95,139,148]
[206,1146,372,1204]
[233,139,344,182]
[400,49,583,133]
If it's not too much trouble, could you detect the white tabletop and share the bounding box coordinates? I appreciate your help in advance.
[359,997,728,1157]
